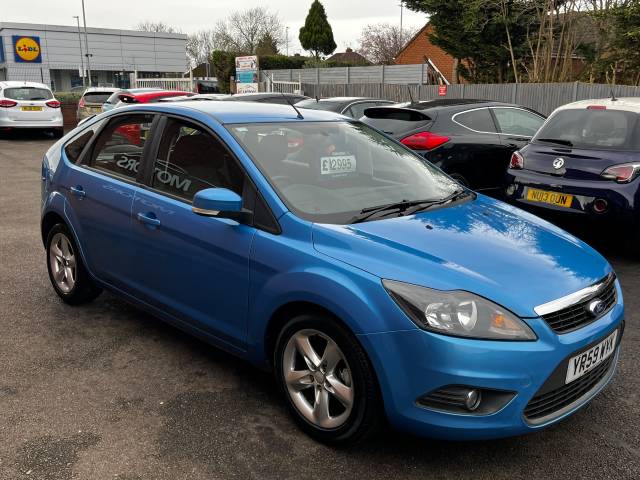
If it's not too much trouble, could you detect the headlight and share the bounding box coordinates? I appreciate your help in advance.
[383,280,536,340]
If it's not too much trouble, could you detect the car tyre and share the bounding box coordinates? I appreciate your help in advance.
[46,224,102,305]
[52,128,64,139]
[274,313,382,444]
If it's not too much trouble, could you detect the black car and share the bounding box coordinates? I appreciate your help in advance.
[296,97,394,119]
[222,92,310,105]
[361,99,545,191]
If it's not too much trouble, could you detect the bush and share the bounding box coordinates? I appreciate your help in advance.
[260,54,309,70]
[54,91,83,103]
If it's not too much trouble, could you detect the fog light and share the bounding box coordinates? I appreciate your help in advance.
[593,198,608,213]
[506,184,516,196]
[465,389,481,411]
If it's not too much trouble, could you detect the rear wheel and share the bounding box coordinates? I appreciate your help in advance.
[274,313,382,444]
[51,128,64,139]
[46,224,102,305]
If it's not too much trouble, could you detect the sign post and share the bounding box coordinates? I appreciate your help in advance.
[235,55,259,94]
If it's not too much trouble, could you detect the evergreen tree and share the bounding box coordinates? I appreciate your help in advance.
[299,1,337,58]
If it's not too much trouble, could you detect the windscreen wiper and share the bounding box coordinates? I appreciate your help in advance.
[349,190,474,224]
[403,189,475,215]
[349,199,435,224]
[536,138,573,147]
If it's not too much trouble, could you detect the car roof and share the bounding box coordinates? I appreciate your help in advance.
[83,87,119,94]
[121,100,347,124]
[0,81,51,90]
[122,90,191,102]
[392,99,515,110]
[553,97,640,114]
[318,97,388,102]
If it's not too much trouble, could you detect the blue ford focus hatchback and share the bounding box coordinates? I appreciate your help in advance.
[41,101,624,444]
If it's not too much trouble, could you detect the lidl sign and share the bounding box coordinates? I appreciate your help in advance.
[13,36,42,63]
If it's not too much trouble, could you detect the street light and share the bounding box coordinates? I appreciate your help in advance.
[81,0,92,86]
[286,26,289,56]
[72,16,85,87]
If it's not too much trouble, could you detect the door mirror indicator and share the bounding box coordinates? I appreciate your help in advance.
[192,188,250,221]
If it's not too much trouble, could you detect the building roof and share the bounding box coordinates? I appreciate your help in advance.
[0,21,187,40]
[326,48,370,65]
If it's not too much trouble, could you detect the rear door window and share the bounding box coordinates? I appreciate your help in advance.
[535,109,640,150]
[454,108,497,133]
[492,108,544,137]
[4,87,53,101]
[361,108,432,136]
[345,102,378,119]
[89,114,155,181]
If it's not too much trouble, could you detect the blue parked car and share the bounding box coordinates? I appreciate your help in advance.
[505,97,640,244]
[41,100,624,444]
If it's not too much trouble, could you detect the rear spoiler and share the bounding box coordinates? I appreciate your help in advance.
[363,107,432,122]
[117,93,139,104]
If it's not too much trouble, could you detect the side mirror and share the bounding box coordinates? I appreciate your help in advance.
[192,188,248,221]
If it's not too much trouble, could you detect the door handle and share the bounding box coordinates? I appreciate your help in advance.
[69,185,86,199]
[137,212,161,228]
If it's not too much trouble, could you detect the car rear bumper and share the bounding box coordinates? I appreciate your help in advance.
[504,168,640,226]
[0,116,63,129]
[358,289,624,440]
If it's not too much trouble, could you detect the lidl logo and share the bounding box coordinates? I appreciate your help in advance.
[13,36,42,63]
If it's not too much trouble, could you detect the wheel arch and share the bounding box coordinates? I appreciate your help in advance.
[41,210,67,247]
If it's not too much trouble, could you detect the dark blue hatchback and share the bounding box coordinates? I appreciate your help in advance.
[505,98,640,242]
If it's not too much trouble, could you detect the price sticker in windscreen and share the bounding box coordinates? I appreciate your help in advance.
[320,154,357,175]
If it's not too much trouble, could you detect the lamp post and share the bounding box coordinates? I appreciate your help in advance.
[81,0,92,86]
[73,16,85,87]
[399,1,404,40]
[286,26,289,56]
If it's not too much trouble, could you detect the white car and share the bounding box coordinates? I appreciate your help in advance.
[0,81,64,137]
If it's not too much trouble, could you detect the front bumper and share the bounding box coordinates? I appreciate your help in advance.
[358,283,624,440]
[504,168,639,226]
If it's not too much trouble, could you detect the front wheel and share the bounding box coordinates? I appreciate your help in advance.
[275,314,382,444]
[46,224,102,305]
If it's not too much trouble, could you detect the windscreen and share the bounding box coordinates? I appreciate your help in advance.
[295,99,345,112]
[534,109,640,150]
[228,121,459,224]
[82,92,113,104]
[361,108,432,136]
[4,87,53,101]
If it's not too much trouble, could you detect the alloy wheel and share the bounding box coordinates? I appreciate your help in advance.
[282,329,354,429]
[49,232,76,293]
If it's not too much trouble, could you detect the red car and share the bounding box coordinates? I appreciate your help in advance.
[116,90,192,106]
[114,90,192,145]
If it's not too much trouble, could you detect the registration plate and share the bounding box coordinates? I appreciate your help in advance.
[21,106,42,111]
[566,330,617,384]
[526,188,573,208]
[320,155,356,175]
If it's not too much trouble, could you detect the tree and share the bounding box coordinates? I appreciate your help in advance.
[299,0,337,58]
[135,21,181,33]
[186,30,220,68]
[358,23,419,65]
[256,32,280,56]
[215,7,285,54]
[210,50,237,93]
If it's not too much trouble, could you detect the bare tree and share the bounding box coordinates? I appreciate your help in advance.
[214,7,285,54]
[357,23,419,65]
[186,30,220,68]
[135,21,181,34]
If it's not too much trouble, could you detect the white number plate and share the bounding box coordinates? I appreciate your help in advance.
[320,155,356,175]
[565,330,617,384]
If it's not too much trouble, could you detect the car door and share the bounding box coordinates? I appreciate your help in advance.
[59,113,157,288]
[129,116,257,347]
[447,107,505,190]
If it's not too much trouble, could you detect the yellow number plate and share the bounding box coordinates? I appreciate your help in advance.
[526,188,573,208]
[21,106,43,111]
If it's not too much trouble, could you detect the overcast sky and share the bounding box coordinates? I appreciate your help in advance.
[1,0,428,54]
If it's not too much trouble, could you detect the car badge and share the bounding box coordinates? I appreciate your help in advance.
[587,299,606,317]
[552,158,565,170]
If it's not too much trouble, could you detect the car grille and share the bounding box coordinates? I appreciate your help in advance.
[524,350,616,422]
[541,275,617,334]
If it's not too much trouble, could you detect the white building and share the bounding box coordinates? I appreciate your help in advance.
[0,22,187,91]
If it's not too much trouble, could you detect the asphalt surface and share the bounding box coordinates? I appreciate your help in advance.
[0,130,638,480]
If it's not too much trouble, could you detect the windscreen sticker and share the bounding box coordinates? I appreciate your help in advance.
[320,154,356,175]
